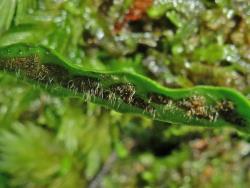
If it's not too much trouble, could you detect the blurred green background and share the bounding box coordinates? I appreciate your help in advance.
[0,0,250,187]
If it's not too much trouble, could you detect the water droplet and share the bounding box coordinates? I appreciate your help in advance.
[96,30,104,40]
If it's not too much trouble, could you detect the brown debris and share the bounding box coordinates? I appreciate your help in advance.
[178,96,210,119]
[148,93,172,105]
[216,100,247,127]
[110,83,136,103]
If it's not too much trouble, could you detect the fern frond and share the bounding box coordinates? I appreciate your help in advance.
[0,43,250,132]
[0,123,65,186]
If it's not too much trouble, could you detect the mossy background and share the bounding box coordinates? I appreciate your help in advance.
[0,0,250,187]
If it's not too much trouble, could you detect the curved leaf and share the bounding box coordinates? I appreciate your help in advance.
[0,0,16,34]
[0,43,250,132]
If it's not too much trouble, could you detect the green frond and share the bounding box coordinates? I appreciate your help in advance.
[0,123,65,186]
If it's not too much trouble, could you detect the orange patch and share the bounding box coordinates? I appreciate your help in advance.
[114,0,153,32]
